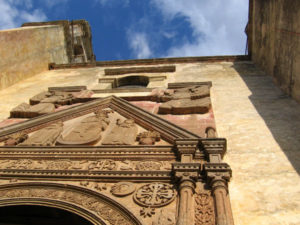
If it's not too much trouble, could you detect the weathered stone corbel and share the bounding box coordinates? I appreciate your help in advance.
[204,163,234,225]
[201,138,226,163]
[175,139,199,162]
[173,162,201,225]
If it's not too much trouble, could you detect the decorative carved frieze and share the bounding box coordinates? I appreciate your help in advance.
[140,207,156,218]
[136,131,160,145]
[0,159,171,172]
[194,191,215,225]
[102,119,138,145]
[111,182,136,197]
[134,183,175,208]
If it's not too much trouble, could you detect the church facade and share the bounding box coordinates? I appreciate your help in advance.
[0,1,299,224]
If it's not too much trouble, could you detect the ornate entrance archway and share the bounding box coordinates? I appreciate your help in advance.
[0,182,142,225]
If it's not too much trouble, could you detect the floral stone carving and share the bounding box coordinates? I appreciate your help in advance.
[194,192,215,225]
[111,182,136,197]
[134,183,175,208]
[136,131,160,145]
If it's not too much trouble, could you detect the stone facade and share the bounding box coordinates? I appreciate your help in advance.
[0,3,300,224]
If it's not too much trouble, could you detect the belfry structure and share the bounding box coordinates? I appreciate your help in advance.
[0,1,299,224]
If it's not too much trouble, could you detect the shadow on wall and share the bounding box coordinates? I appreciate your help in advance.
[232,62,300,175]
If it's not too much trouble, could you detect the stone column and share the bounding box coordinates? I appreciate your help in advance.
[205,164,234,225]
[173,163,200,225]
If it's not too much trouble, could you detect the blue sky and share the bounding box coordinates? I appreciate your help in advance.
[0,0,249,61]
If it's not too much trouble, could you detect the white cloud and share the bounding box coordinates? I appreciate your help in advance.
[128,32,152,59]
[0,0,47,30]
[151,0,249,57]
[44,0,69,8]
[95,0,130,7]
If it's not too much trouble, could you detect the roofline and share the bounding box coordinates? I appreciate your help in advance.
[49,55,250,70]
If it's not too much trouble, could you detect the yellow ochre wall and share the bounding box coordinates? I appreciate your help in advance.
[0,25,68,90]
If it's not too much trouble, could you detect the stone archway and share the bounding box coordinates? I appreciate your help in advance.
[0,182,142,225]
[0,205,93,225]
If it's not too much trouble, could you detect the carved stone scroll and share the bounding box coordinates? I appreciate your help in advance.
[111,182,135,197]
[134,183,175,208]
[137,131,160,145]
[18,122,63,146]
[57,110,110,145]
[102,119,138,145]
[135,161,163,171]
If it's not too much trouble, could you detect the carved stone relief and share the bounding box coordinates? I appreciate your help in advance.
[10,102,55,118]
[153,85,211,115]
[30,91,74,105]
[4,132,28,146]
[136,131,160,145]
[134,183,175,208]
[57,110,111,145]
[135,161,163,171]
[102,119,138,145]
[152,209,175,225]
[0,186,133,225]
[18,122,63,146]
[194,191,215,225]
[111,182,136,197]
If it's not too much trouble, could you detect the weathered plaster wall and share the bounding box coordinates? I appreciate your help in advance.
[0,62,299,224]
[0,25,68,90]
[249,0,300,102]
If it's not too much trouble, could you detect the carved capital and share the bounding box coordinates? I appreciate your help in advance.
[175,139,199,158]
[204,163,232,192]
[173,163,201,192]
[200,138,226,159]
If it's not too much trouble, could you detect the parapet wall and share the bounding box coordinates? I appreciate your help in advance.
[248,0,300,102]
[0,25,68,90]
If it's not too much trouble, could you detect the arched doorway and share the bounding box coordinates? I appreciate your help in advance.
[0,205,93,225]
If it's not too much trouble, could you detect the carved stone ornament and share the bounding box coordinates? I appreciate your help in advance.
[136,131,160,145]
[111,182,136,197]
[4,132,28,146]
[10,102,55,118]
[0,186,134,225]
[18,122,63,146]
[155,85,211,115]
[102,119,138,145]
[134,183,175,208]
[140,207,155,218]
[153,209,175,225]
[57,110,111,145]
[135,161,163,171]
[195,192,215,225]
[30,91,74,105]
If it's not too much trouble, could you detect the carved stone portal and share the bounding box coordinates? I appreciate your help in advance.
[102,119,138,145]
[134,183,175,208]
